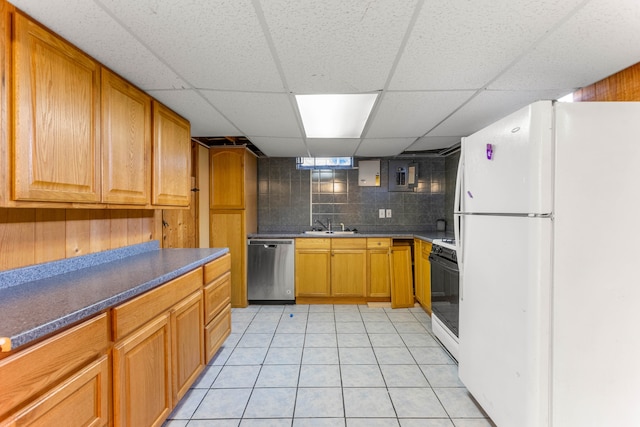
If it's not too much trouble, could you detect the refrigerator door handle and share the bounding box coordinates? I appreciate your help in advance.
[454,148,464,301]
[454,147,463,214]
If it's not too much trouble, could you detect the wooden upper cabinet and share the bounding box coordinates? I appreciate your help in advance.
[210,147,250,210]
[12,12,101,203]
[152,101,191,207]
[101,68,151,205]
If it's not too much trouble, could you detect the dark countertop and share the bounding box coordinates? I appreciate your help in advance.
[248,231,453,242]
[0,241,228,351]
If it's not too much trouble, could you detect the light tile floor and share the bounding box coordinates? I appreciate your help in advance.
[164,304,495,427]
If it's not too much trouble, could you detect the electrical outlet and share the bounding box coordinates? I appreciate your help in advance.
[386,209,392,218]
[379,209,385,218]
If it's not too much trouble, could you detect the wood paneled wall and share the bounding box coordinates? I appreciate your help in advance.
[0,208,161,271]
[574,62,640,101]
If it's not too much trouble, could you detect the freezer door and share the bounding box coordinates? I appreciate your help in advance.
[460,101,553,215]
[458,214,552,427]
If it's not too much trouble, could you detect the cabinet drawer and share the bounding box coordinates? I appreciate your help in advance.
[205,305,231,363]
[367,238,391,249]
[2,355,110,427]
[422,241,433,255]
[204,272,231,324]
[204,253,231,285]
[0,314,109,420]
[331,238,366,249]
[296,238,330,249]
[112,268,202,340]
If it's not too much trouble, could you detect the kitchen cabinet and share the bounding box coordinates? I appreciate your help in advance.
[390,241,414,308]
[414,239,432,314]
[331,238,367,297]
[295,238,331,297]
[295,238,370,300]
[113,313,172,427]
[2,8,191,209]
[0,314,110,426]
[101,68,151,205]
[367,238,391,298]
[203,253,232,363]
[112,268,203,427]
[152,101,191,207]
[209,147,257,307]
[171,291,204,403]
[0,1,10,207]
[12,12,101,204]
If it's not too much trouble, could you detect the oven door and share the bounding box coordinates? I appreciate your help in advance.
[429,252,459,337]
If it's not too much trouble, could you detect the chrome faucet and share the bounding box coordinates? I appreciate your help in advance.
[314,219,329,231]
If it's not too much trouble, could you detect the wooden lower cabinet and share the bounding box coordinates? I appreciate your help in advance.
[390,243,414,308]
[0,314,110,426]
[3,355,110,427]
[367,238,391,298]
[172,292,205,403]
[205,305,232,363]
[296,238,389,301]
[113,313,172,427]
[295,239,331,297]
[331,239,366,297]
[0,257,232,427]
[414,240,433,314]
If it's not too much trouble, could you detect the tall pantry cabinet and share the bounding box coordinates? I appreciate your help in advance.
[209,147,257,307]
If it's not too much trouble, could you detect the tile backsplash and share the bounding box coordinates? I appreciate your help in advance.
[258,157,450,233]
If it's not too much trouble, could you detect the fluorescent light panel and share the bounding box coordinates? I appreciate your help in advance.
[296,93,378,138]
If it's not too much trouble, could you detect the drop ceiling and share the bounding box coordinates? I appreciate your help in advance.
[10,0,640,157]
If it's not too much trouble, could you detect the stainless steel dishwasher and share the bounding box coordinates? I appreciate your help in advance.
[247,239,295,303]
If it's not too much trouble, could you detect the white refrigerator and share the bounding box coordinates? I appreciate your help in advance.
[455,100,640,427]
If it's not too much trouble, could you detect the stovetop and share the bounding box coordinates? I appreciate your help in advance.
[432,238,456,250]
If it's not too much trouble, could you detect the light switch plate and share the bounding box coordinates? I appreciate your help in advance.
[386,209,392,218]
[379,209,385,218]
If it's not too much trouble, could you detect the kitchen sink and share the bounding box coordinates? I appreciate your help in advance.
[303,230,356,235]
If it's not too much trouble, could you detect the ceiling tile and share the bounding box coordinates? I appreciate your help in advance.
[427,90,565,137]
[365,91,475,138]
[260,0,419,93]
[10,0,188,90]
[489,0,640,90]
[406,136,462,152]
[248,137,309,157]
[306,139,361,157]
[200,91,302,138]
[390,0,586,90]
[356,138,416,157]
[98,0,284,91]
[147,90,240,137]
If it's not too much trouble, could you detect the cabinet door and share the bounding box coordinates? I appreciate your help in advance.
[413,240,423,303]
[171,292,204,403]
[3,355,109,427]
[420,242,433,313]
[113,314,172,427]
[295,249,331,297]
[210,211,247,307]
[331,249,367,297]
[210,148,245,209]
[13,13,100,203]
[101,68,151,205]
[390,245,414,308]
[152,101,191,207]
[368,248,390,297]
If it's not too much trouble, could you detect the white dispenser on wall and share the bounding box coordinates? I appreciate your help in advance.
[358,160,380,186]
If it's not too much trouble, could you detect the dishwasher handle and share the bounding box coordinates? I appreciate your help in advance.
[248,240,294,247]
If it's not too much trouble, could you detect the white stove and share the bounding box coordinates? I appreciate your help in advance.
[431,238,456,250]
